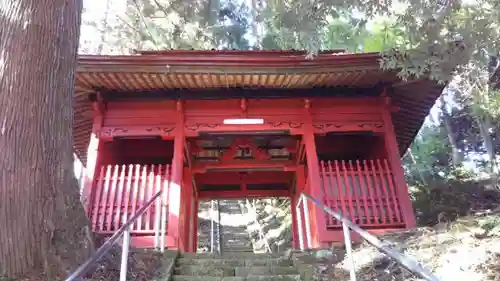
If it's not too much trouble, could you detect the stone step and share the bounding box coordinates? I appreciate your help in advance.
[177,257,293,267]
[223,243,252,248]
[180,252,284,260]
[235,267,299,277]
[222,231,249,235]
[222,246,254,252]
[174,265,234,277]
[223,238,252,244]
[174,266,299,277]
[172,275,301,281]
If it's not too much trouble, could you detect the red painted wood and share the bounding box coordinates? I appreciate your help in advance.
[145,165,155,231]
[100,98,386,139]
[91,166,105,230]
[198,189,289,199]
[340,160,355,222]
[356,160,371,225]
[381,159,403,223]
[180,169,194,252]
[114,165,126,230]
[376,159,394,224]
[369,160,386,224]
[363,160,380,223]
[195,171,293,185]
[168,104,185,246]
[123,164,133,223]
[192,162,297,174]
[137,166,147,230]
[319,161,332,227]
[319,159,406,230]
[348,160,364,224]
[106,165,119,231]
[99,165,112,231]
[332,161,346,226]
[131,165,140,230]
[90,164,173,244]
[153,165,162,232]
[84,96,418,248]
[380,101,416,227]
[302,108,327,248]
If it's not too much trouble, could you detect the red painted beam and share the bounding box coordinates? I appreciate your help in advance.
[198,189,290,199]
[192,161,298,174]
[195,171,293,185]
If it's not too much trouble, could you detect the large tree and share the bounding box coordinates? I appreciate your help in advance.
[0,0,93,279]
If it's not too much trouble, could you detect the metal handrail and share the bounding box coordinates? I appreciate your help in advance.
[296,192,440,281]
[66,190,165,281]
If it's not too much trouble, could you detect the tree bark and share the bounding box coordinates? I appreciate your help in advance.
[440,95,464,166]
[406,148,428,185]
[0,0,93,279]
[475,113,498,181]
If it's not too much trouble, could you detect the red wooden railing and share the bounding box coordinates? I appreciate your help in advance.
[90,164,171,234]
[319,159,404,228]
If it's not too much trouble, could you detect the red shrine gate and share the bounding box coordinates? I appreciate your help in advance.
[74,50,443,251]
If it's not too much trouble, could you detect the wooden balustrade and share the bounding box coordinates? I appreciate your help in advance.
[90,164,171,234]
[319,159,404,228]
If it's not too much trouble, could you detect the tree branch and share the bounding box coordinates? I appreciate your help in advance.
[132,0,160,49]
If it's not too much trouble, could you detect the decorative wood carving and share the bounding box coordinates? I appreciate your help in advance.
[312,121,384,131]
[145,126,175,134]
[358,122,384,129]
[267,121,304,129]
[98,126,175,138]
[219,137,269,162]
[185,123,219,131]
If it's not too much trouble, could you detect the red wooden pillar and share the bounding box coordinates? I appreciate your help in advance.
[181,168,193,252]
[380,96,416,227]
[82,108,103,215]
[168,101,186,249]
[291,167,306,249]
[192,195,199,252]
[187,189,196,252]
[301,100,327,248]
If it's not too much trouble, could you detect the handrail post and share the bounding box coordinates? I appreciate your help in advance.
[210,200,215,253]
[217,200,221,254]
[160,186,168,253]
[296,198,304,250]
[65,190,164,281]
[302,194,312,249]
[154,191,161,250]
[119,226,132,281]
[300,192,441,281]
[342,222,356,281]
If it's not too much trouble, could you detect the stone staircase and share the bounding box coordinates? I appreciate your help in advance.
[172,252,301,281]
[198,199,254,253]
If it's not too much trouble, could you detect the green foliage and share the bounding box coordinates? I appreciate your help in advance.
[79,0,500,181]
[477,215,500,236]
[448,165,475,181]
[404,122,455,184]
[410,180,500,226]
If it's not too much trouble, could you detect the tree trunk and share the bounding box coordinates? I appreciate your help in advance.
[475,113,498,181]
[0,0,93,279]
[440,95,464,166]
[406,148,428,185]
